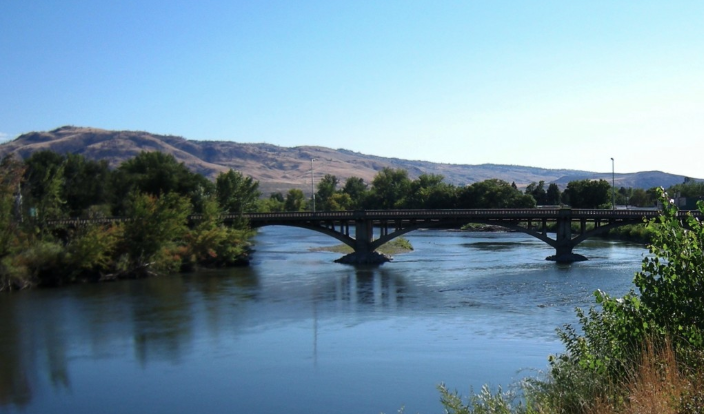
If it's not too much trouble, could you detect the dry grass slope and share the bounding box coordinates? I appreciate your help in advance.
[0,126,695,195]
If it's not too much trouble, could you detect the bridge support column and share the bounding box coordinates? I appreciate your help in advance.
[546,209,587,263]
[354,220,373,253]
[334,218,391,265]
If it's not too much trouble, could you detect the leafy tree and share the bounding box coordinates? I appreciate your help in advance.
[315,174,339,211]
[118,192,192,275]
[257,193,285,212]
[561,179,611,208]
[668,180,704,199]
[61,224,123,282]
[182,196,253,268]
[326,192,352,211]
[270,192,284,203]
[546,183,561,205]
[458,179,535,208]
[284,188,306,212]
[525,181,548,205]
[113,151,214,214]
[406,174,457,209]
[629,188,652,207]
[0,156,27,290]
[23,150,66,220]
[215,169,260,214]
[62,153,111,216]
[341,177,367,209]
[367,168,411,209]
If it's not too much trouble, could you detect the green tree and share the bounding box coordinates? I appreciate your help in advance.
[257,193,285,212]
[367,168,411,209]
[113,151,214,214]
[326,192,352,211]
[629,188,652,207]
[61,224,123,282]
[341,177,367,210]
[668,180,704,199]
[315,174,339,211]
[0,156,27,290]
[525,181,548,205]
[118,192,192,275]
[182,196,252,268]
[458,179,535,208]
[62,153,111,216]
[561,179,611,208]
[407,174,457,209]
[215,169,260,214]
[546,183,561,205]
[23,150,66,220]
[284,188,306,212]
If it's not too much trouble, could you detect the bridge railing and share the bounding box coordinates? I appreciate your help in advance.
[43,208,703,227]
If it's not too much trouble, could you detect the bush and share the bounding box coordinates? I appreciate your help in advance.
[181,196,253,269]
[119,191,192,275]
[441,188,704,414]
[542,188,704,412]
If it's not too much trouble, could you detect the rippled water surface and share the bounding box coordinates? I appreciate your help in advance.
[0,227,646,414]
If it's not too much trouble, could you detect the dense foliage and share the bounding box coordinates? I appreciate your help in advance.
[0,151,256,291]
[297,170,540,212]
[2,148,700,293]
[438,188,704,413]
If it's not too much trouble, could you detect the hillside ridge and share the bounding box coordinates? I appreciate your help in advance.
[0,126,694,194]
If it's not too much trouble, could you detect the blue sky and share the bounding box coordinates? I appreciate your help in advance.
[2,1,703,177]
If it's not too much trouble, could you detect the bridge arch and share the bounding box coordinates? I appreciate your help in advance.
[249,222,359,250]
[370,218,558,251]
[570,219,645,246]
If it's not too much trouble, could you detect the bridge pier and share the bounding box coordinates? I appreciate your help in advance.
[545,210,587,263]
[335,219,391,265]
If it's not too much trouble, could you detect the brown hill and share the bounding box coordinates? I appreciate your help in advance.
[0,126,694,195]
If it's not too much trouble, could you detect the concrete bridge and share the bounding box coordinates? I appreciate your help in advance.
[228,208,691,263]
[49,208,700,264]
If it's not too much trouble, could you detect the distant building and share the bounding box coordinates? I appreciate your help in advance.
[673,195,704,210]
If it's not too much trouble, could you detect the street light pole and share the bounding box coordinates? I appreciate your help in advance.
[311,158,317,212]
[611,157,615,210]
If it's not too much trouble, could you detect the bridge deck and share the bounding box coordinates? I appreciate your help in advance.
[46,208,700,226]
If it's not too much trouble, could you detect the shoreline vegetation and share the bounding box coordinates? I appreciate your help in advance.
[0,151,261,291]
[2,146,699,290]
[3,147,704,412]
[435,191,704,414]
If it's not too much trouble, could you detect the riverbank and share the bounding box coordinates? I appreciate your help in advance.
[0,227,643,414]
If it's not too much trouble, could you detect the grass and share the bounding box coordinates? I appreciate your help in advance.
[312,236,413,256]
[440,337,704,414]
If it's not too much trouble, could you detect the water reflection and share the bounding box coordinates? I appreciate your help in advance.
[322,268,406,310]
[0,228,647,414]
[0,294,32,408]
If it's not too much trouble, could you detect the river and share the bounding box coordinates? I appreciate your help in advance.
[0,227,646,414]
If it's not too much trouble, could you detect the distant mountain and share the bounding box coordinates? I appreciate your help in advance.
[0,126,695,195]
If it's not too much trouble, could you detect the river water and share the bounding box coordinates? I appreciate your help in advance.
[0,227,646,414]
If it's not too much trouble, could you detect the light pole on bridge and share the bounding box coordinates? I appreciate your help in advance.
[311,158,317,212]
[611,157,615,210]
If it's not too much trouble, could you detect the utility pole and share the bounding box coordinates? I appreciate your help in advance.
[311,158,317,212]
[611,157,615,210]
